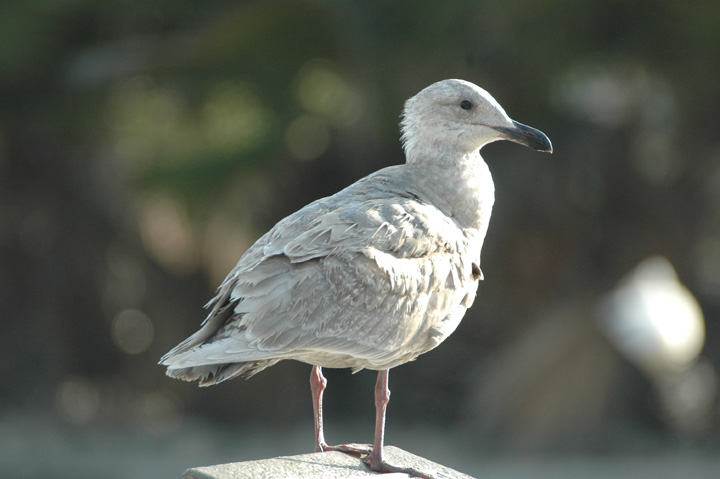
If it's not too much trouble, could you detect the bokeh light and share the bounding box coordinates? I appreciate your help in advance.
[294,59,364,127]
[284,114,330,161]
[137,194,199,275]
[55,377,101,425]
[112,308,154,355]
[132,391,184,435]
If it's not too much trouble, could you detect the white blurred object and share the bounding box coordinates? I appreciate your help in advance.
[597,256,705,380]
[597,256,715,437]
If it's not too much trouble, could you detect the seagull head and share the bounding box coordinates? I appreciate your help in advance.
[401,79,552,161]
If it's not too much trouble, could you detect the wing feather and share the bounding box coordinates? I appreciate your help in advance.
[161,167,482,372]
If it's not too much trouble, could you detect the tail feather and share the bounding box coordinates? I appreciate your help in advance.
[160,260,288,386]
[160,295,237,365]
[165,359,281,386]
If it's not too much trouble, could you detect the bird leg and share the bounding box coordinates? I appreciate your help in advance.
[363,370,436,479]
[312,367,438,478]
[310,365,373,456]
[310,365,330,452]
[364,369,390,470]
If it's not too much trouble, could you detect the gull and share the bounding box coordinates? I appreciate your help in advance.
[160,79,552,474]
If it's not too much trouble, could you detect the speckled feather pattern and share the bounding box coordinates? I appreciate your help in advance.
[159,79,529,386]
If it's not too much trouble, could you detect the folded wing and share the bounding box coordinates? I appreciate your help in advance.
[160,170,481,380]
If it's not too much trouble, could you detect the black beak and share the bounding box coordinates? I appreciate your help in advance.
[494,120,553,153]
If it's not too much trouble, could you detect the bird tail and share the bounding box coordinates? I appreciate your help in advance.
[164,359,281,386]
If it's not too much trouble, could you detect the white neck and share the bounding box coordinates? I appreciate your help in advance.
[407,145,495,242]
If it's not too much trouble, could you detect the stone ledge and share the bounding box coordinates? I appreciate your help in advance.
[183,445,476,479]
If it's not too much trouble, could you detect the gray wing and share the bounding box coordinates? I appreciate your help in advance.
[161,170,481,372]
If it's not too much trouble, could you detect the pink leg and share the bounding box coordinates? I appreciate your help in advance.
[361,370,433,478]
[312,367,432,477]
[310,366,373,456]
[310,365,329,452]
[364,369,390,471]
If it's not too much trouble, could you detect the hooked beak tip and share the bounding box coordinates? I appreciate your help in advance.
[494,120,553,154]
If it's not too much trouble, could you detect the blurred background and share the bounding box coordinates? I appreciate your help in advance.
[2,1,720,478]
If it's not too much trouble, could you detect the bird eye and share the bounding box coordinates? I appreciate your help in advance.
[460,100,472,110]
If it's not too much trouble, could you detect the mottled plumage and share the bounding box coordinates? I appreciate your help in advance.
[160,79,551,474]
[162,166,484,382]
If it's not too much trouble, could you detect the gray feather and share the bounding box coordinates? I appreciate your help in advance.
[158,79,549,384]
